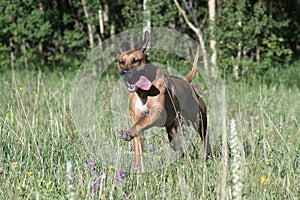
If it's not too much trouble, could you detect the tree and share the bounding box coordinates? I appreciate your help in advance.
[81,0,95,49]
[216,0,294,79]
[0,0,298,75]
[173,0,209,73]
[208,0,217,77]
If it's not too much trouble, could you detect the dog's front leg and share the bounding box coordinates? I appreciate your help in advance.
[120,107,165,170]
[132,136,144,170]
[119,106,166,141]
[119,95,166,170]
[129,110,145,170]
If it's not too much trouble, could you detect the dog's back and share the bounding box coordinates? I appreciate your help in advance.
[168,76,206,123]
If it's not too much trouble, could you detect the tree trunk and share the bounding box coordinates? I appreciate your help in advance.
[81,0,94,49]
[9,8,16,70]
[173,0,208,72]
[232,58,240,80]
[233,20,242,81]
[233,41,241,81]
[103,3,109,36]
[99,9,104,36]
[98,9,103,46]
[9,37,15,70]
[209,1,228,200]
[208,0,217,78]
[256,45,260,64]
[38,1,44,54]
[143,0,151,35]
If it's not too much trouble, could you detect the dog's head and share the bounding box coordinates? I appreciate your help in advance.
[118,31,152,93]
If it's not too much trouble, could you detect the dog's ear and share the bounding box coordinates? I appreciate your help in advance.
[139,31,150,53]
[120,42,131,53]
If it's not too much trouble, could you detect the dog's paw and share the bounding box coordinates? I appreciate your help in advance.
[119,131,134,141]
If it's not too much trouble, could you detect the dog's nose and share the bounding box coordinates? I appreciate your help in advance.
[120,68,129,76]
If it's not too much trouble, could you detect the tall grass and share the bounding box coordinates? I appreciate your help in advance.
[0,69,299,199]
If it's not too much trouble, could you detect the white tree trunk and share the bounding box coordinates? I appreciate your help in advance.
[97,9,103,46]
[209,1,228,199]
[98,9,104,36]
[81,0,94,49]
[173,0,208,72]
[233,42,241,80]
[208,0,217,78]
[143,0,151,36]
[233,20,242,80]
[38,1,44,53]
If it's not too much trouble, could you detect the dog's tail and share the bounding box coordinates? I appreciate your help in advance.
[186,44,201,83]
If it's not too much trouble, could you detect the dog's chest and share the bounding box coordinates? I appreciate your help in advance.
[135,98,149,116]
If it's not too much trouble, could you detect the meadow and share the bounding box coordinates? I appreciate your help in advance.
[0,68,299,199]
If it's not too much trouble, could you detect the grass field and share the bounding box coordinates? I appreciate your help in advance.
[0,69,299,199]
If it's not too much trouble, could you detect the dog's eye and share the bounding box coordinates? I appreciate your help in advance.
[132,58,141,64]
[119,60,125,65]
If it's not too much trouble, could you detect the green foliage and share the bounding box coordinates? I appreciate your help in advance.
[0,0,299,80]
[121,0,144,29]
[216,0,294,78]
[147,0,178,28]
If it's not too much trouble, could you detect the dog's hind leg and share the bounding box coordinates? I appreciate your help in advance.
[166,118,183,153]
[197,102,211,156]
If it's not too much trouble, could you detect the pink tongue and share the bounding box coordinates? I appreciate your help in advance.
[135,76,152,90]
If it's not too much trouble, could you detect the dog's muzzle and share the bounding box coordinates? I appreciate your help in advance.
[120,68,152,93]
[120,68,138,93]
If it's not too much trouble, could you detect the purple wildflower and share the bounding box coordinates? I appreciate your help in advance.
[87,161,96,172]
[116,170,125,187]
[94,178,102,185]
[194,84,200,91]
[90,175,103,195]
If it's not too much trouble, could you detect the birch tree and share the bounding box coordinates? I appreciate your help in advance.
[173,0,209,73]
[208,0,217,78]
[81,0,94,49]
[143,0,151,35]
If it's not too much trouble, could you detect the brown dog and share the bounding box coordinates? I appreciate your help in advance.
[118,31,211,169]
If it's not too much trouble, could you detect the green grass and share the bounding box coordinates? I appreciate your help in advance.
[0,69,299,199]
